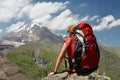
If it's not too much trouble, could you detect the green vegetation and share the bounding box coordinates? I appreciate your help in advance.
[7,44,45,79]
[6,42,120,80]
[99,45,120,80]
[7,42,64,80]
[0,78,6,80]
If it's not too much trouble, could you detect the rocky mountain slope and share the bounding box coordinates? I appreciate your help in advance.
[1,22,63,43]
[98,44,120,80]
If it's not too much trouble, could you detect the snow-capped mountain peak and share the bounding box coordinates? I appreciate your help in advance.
[2,22,63,43]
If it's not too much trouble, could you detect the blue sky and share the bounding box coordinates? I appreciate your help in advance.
[0,0,120,46]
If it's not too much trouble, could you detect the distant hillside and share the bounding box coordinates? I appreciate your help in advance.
[2,42,63,80]
[113,47,120,57]
[0,42,118,80]
[98,44,120,80]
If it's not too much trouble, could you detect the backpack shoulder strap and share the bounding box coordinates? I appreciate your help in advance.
[74,27,88,58]
[93,35,100,55]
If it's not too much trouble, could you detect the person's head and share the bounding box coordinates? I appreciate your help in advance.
[67,25,76,37]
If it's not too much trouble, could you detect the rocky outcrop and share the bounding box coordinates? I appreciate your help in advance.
[42,71,111,80]
[0,57,25,80]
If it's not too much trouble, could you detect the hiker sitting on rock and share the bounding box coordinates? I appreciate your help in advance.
[48,22,100,76]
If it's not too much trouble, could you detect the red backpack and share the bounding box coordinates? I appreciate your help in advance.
[65,22,100,73]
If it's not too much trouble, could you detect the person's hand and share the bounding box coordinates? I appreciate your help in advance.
[48,71,56,76]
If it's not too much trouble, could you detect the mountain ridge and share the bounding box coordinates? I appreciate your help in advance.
[1,22,63,43]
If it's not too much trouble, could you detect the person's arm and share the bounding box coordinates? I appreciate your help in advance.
[48,42,67,76]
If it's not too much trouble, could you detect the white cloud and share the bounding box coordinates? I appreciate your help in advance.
[6,21,25,32]
[0,0,74,31]
[28,2,69,20]
[49,9,79,30]
[29,1,78,30]
[90,15,99,21]
[0,29,3,33]
[93,15,120,31]
[16,4,33,19]
[1,0,120,33]
[0,0,69,22]
[0,0,30,22]
[28,1,70,25]
[33,9,79,30]
[80,3,88,7]
[109,19,120,29]
[1,0,78,31]
[80,15,89,21]
[96,19,100,23]
[80,15,99,22]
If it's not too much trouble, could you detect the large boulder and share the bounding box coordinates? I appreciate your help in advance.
[42,71,111,80]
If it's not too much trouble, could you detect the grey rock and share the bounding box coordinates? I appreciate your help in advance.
[42,72,111,80]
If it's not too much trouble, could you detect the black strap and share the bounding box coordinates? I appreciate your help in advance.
[64,38,72,70]
[64,56,71,69]
[94,39,100,55]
